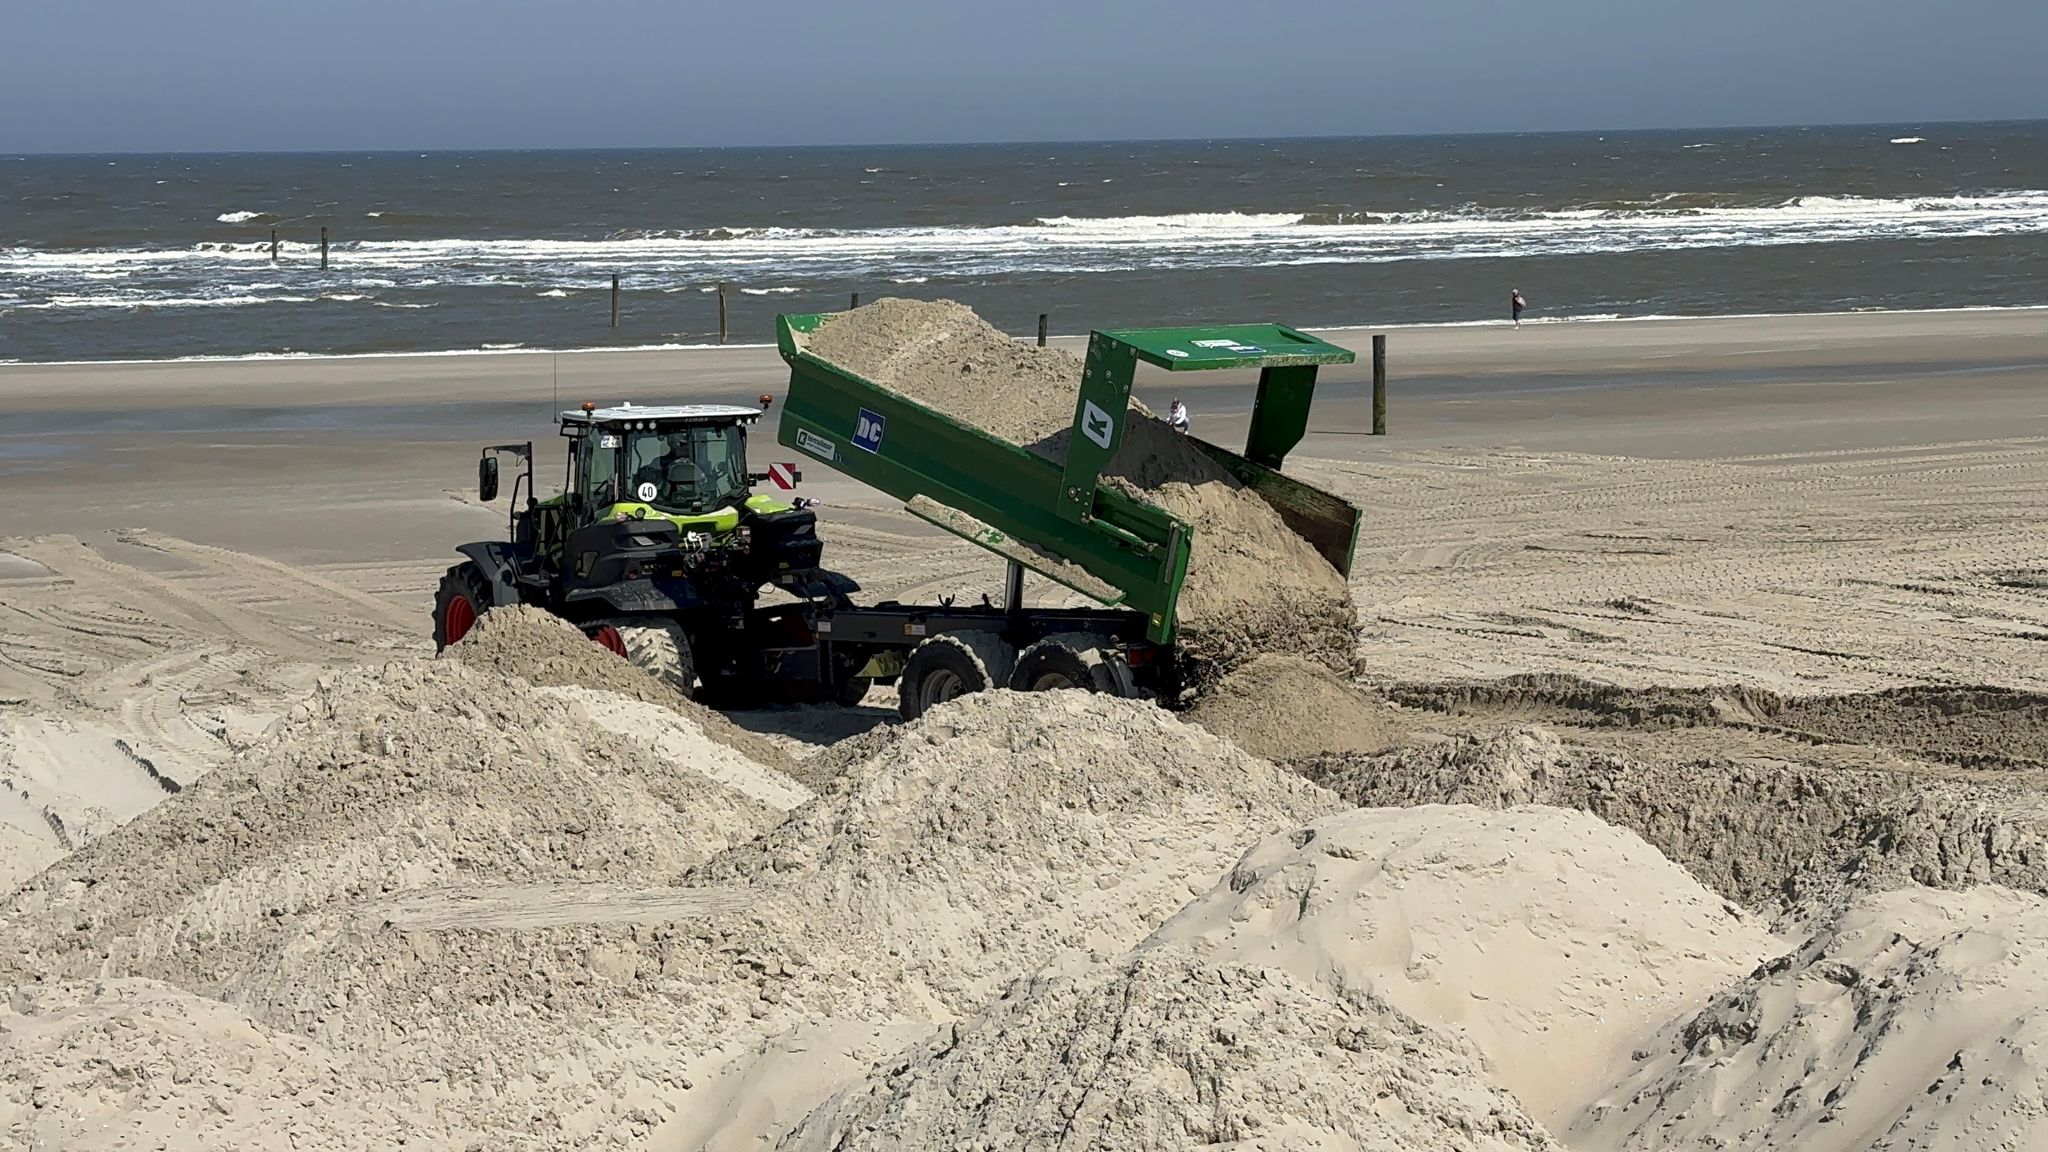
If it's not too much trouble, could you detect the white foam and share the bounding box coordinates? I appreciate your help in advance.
[739,286,799,295]
[214,211,269,224]
[14,293,319,310]
[11,193,2048,304]
[1891,136,1926,144]
[536,288,570,297]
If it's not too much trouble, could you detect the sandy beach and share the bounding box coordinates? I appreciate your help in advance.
[7,304,2048,1150]
[6,307,2048,678]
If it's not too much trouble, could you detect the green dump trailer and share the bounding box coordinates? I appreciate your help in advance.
[772,314,1362,717]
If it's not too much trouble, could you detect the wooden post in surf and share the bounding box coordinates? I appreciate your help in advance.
[850,292,860,309]
[610,275,620,329]
[319,227,329,271]
[270,229,279,263]
[717,283,729,344]
[1371,334,1387,436]
[1038,314,1048,347]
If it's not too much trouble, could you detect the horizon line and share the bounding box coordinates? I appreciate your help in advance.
[8,117,2047,159]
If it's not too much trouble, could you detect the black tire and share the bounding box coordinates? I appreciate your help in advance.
[897,632,1014,721]
[432,562,492,651]
[1008,632,1136,697]
[588,616,695,695]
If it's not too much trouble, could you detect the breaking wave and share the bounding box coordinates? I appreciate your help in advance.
[12,192,2048,312]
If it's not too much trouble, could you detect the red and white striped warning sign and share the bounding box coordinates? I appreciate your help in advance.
[767,462,800,490]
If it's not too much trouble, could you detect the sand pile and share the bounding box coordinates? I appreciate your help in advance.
[443,604,796,774]
[0,659,872,1145]
[0,659,779,990]
[783,951,1564,1152]
[804,298,1358,689]
[540,685,813,813]
[1183,653,1409,761]
[1394,673,2048,771]
[691,689,1343,1006]
[1571,884,2048,1151]
[124,688,1342,1142]
[1149,804,1779,1125]
[0,978,447,1151]
[206,897,932,1146]
[1304,726,2048,910]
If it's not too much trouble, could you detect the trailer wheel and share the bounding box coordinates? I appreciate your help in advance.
[898,632,1014,721]
[587,617,695,697]
[433,562,493,651]
[1008,633,1136,697]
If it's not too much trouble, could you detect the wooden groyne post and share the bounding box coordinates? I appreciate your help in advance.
[319,227,329,271]
[270,229,279,263]
[850,292,861,309]
[1371,334,1387,436]
[1038,314,1048,347]
[610,275,621,329]
[717,283,729,344]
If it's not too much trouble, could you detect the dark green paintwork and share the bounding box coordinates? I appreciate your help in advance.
[776,313,1191,644]
[1093,323,1356,370]
[773,313,1363,644]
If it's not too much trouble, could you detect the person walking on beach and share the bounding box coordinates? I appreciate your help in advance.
[1168,397,1191,434]
[1511,288,1528,328]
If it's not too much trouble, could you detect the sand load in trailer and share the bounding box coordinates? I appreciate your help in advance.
[778,299,1362,690]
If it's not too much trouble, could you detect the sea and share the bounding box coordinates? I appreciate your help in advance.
[5,122,2048,363]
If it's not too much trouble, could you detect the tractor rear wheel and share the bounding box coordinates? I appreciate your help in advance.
[1007,633,1136,697]
[432,562,492,651]
[587,617,695,696]
[897,631,1014,721]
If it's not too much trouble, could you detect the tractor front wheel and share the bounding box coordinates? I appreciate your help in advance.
[433,562,492,651]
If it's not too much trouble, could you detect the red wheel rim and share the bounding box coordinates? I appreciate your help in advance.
[593,625,627,657]
[442,594,477,644]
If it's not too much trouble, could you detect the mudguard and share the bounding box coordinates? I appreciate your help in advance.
[456,542,526,607]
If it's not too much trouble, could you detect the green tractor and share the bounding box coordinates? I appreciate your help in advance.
[436,313,1362,720]
[434,401,866,703]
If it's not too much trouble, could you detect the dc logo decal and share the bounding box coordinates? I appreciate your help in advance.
[853,408,886,453]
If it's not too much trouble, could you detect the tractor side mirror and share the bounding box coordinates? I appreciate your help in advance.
[478,456,500,502]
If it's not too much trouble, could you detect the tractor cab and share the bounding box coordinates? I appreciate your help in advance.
[560,403,762,531]
[467,400,833,628]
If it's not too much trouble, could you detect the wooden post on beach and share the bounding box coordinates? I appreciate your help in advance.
[1371,334,1387,436]
[270,229,279,263]
[610,275,620,329]
[717,283,729,345]
[319,227,329,271]
[850,292,861,309]
[1037,314,1048,347]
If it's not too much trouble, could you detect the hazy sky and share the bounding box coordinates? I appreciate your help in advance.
[4,0,2044,152]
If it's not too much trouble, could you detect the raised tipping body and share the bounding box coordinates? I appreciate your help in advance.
[775,314,1359,646]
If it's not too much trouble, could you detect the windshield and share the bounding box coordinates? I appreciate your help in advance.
[609,424,748,514]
